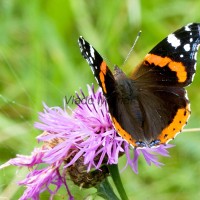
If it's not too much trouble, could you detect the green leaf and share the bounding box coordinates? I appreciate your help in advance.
[96,178,120,200]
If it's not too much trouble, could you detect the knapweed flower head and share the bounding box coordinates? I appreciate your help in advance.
[0,85,173,199]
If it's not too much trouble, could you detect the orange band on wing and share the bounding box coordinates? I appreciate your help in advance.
[111,116,136,147]
[157,104,190,144]
[99,61,107,93]
[145,54,187,83]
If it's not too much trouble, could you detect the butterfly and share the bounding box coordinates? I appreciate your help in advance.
[78,23,200,148]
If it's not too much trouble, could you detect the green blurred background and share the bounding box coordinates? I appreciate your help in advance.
[1,0,200,199]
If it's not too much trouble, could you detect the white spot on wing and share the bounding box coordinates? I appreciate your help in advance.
[190,38,193,42]
[180,54,184,58]
[167,34,181,48]
[183,44,190,51]
[185,24,191,31]
[89,57,94,64]
[90,45,95,58]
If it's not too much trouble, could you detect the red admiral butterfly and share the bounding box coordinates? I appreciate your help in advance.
[78,23,200,148]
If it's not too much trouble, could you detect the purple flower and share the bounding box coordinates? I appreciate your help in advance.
[0,85,173,199]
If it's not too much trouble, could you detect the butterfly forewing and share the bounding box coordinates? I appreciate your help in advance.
[78,36,116,97]
[132,23,200,86]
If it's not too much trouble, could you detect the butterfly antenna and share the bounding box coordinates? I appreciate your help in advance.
[122,30,142,67]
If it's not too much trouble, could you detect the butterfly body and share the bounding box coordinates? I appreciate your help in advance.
[78,23,200,148]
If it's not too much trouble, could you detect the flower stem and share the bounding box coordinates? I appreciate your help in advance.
[108,164,129,200]
[96,178,120,200]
